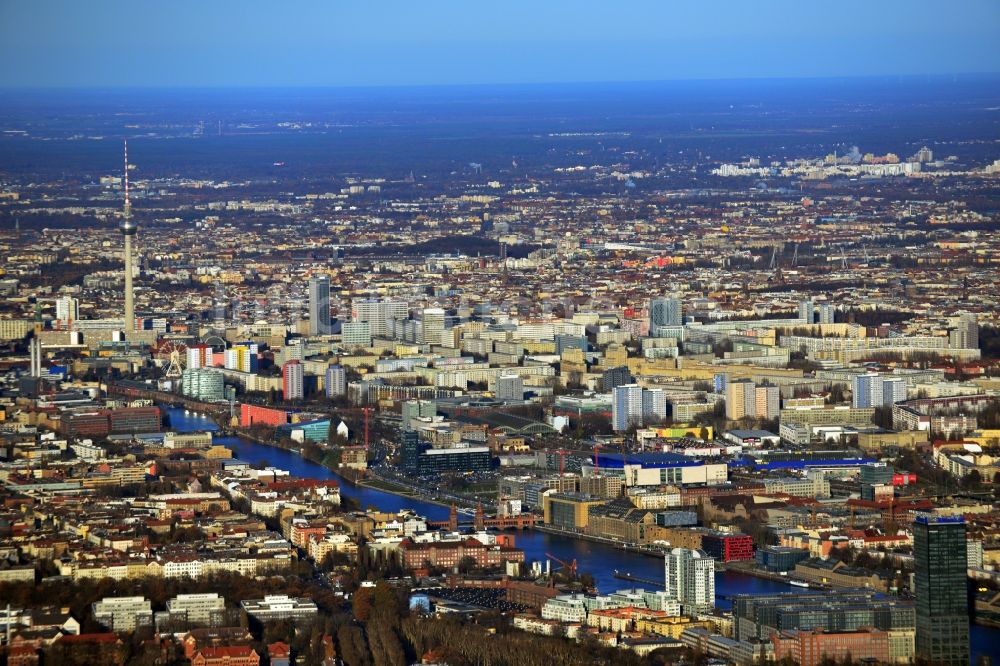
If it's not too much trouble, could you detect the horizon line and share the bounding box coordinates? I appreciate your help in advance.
[2,71,1000,93]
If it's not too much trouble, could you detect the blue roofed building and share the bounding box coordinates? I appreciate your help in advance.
[586,452,728,487]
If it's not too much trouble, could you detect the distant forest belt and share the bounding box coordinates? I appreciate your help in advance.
[24,260,118,288]
[343,236,539,258]
[5,213,105,230]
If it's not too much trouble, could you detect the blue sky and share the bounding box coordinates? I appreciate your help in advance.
[2,0,999,87]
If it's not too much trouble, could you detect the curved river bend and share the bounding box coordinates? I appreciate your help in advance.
[165,408,999,658]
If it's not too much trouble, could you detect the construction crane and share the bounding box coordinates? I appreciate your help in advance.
[592,442,602,476]
[545,553,578,579]
[554,449,568,476]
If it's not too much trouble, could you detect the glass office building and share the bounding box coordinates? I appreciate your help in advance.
[913,514,969,666]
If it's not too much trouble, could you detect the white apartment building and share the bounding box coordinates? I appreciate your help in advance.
[664,548,715,615]
[92,596,153,632]
[352,298,410,338]
[165,593,226,625]
[541,594,589,623]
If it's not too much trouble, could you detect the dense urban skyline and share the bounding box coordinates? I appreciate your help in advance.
[1,4,999,666]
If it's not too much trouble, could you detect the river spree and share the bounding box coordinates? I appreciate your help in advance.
[165,408,999,659]
[165,408,787,601]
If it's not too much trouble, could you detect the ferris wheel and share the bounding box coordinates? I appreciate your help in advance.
[155,340,188,379]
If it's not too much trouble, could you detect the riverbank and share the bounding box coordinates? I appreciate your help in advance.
[721,562,822,589]
[213,414,490,511]
[361,477,422,497]
[362,469,495,512]
[221,422,364,485]
[535,525,668,559]
[222,427,470,511]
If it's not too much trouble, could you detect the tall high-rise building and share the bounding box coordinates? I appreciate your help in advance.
[949,312,978,350]
[308,276,331,336]
[55,296,79,327]
[280,339,305,364]
[341,321,372,348]
[186,344,212,370]
[495,374,524,401]
[798,299,814,324]
[282,360,304,401]
[401,430,424,475]
[817,303,836,324]
[120,140,137,335]
[713,373,728,394]
[325,365,346,398]
[650,297,682,329]
[853,374,880,408]
[642,388,668,424]
[602,365,632,392]
[726,380,754,420]
[726,381,778,420]
[612,384,644,432]
[664,548,715,615]
[913,515,969,665]
[402,400,436,432]
[421,308,446,346]
[853,374,907,409]
[224,344,258,373]
[754,385,780,420]
[881,377,906,406]
[351,298,409,338]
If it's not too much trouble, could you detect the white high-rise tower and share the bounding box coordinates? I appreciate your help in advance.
[55,296,79,327]
[664,547,715,615]
[120,140,136,335]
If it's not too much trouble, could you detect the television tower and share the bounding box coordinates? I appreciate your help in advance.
[120,140,136,335]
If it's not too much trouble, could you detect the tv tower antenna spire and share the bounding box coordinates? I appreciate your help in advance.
[124,140,130,214]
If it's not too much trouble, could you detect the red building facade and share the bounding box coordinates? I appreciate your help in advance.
[701,532,754,562]
[239,404,289,428]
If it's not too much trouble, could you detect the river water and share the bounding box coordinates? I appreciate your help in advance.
[165,408,999,659]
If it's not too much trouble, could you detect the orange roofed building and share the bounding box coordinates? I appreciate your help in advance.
[399,537,524,570]
[190,646,260,666]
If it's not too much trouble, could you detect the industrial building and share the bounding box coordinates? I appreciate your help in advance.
[590,452,728,487]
